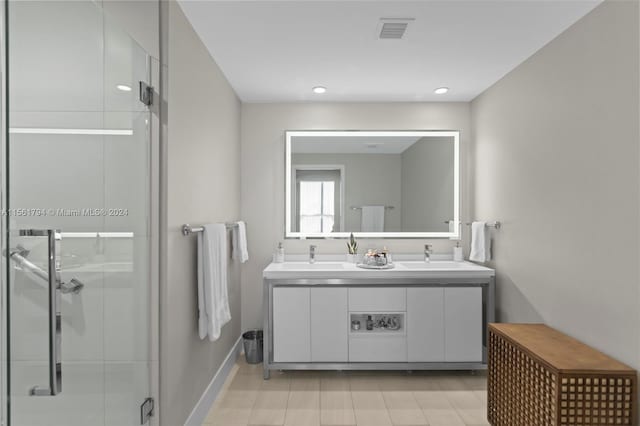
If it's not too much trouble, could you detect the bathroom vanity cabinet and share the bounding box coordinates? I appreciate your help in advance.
[263,261,495,379]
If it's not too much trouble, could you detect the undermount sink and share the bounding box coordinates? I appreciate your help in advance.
[398,261,464,269]
[280,263,344,270]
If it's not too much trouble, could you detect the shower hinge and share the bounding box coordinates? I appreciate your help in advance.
[139,81,154,106]
[140,397,154,424]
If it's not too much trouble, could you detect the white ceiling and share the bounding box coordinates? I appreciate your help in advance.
[178,0,602,103]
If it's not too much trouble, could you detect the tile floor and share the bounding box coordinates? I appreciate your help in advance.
[202,358,489,426]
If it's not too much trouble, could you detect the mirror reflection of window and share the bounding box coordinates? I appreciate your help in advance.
[299,181,334,233]
[294,168,342,233]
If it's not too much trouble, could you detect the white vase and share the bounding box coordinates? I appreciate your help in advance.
[346,254,358,263]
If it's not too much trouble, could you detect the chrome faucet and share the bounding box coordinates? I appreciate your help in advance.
[309,245,317,264]
[424,244,432,262]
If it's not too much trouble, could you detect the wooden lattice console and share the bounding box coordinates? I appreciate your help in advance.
[488,323,637,426]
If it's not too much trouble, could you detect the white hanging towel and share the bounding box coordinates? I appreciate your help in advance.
[361,205,385,232]
[469,221,491,262]
[232,221,249,263]
[197,224,231,341]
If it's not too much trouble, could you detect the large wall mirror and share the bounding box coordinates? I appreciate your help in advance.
[285,130,460,239]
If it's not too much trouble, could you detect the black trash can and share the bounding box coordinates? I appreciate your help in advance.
[242,330,263,364]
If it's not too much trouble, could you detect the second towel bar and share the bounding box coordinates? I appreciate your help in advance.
[182,223,238,236]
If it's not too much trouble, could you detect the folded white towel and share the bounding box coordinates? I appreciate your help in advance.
[469,221,491,262]
[197,224,231,341]
[232,221,249,263]
[361,205,385,232]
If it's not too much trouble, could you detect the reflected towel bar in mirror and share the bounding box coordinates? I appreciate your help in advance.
[350,206,394,210]
[182,223,239,236]
[445,220,501,229]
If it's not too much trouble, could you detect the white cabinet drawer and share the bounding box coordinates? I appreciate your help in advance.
[349,335,407,362]
[348,288,406,312]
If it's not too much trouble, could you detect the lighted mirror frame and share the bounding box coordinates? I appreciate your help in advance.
[285,130,460,239]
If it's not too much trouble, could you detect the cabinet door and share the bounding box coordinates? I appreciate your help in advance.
[407,288,445,362]
[444,287,482,362]
[273,287,311,362]
[311,287,348,362]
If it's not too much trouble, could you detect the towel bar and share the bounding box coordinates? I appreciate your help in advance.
[445,220,501,229]
[182,223,238,236]
[350,205,394,210]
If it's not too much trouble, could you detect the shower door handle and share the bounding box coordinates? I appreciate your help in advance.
[19,229,62,396]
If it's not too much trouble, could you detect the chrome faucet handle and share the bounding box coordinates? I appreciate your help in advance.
[424,244,432,262]
[309,245,317,264]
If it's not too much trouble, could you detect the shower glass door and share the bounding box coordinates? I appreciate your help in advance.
[4,1,154,425]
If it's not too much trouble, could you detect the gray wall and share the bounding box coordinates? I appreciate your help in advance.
[160,2,241,425]
[401,137,455,232]
[240,102,471,330]
[292,153,403,231]
[471,0,639,369]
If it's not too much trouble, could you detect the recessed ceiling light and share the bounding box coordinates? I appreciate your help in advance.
[117,84,132,92]
[434,87,449,95]
[312,86,327,94]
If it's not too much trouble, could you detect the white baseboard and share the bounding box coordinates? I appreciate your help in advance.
[184,335,243,426]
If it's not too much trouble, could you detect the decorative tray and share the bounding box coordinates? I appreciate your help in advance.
[356,263,395,270]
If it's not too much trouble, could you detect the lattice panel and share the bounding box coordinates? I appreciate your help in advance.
[489,328,637,426]
[489,329,557,426]
[559,375,634,425]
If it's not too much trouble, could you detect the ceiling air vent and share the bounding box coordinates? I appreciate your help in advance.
[378,18,414,40]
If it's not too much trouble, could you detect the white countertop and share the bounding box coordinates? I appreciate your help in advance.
[263,260,494,280]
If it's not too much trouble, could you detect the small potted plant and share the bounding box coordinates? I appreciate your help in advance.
[346,233,358,263]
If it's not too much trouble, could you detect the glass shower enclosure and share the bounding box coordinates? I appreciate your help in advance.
[1,1,157,425]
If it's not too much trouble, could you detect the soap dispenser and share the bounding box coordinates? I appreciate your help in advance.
[453,241,463,262]
[275,242,285,263]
